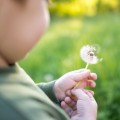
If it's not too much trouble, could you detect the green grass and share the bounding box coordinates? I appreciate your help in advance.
[20,13,120,120]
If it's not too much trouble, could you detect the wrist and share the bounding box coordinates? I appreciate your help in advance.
[54,81,65,101]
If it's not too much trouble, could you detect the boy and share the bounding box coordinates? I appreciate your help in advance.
[0,0,97,120]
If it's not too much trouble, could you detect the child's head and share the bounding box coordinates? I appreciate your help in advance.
[0,0,49,65]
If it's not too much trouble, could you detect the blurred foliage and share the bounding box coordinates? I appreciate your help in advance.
[49,0,120,16]
[20,14,120,120]
[107,86,120,120]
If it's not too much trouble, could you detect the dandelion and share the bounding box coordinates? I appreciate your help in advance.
[74,44,102,89]
[80,45,99,69]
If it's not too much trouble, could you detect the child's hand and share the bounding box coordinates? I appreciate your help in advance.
[61,89,94,117]
[61,96,77,117]
[54,69,97,101]
[61,89,97,120]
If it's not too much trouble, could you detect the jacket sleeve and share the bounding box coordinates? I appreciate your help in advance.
[37,81,60,105]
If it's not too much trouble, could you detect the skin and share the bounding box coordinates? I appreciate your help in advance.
[0,0,49,67]
[61,89,95,116]
[0,0,97,119]
[61,89,97,120]
[54,69,97,101]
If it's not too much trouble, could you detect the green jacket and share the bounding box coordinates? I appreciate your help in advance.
[0,64,70,120]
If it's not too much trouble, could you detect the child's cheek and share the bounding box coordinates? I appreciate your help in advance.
[0,0,50,63]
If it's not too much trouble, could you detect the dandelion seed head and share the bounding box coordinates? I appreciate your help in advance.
[80,45,99,64]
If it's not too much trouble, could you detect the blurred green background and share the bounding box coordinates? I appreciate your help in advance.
[20,0,120,120]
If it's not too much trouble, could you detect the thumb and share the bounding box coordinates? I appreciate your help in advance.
[71,89,89,100]
[72,70,91,82]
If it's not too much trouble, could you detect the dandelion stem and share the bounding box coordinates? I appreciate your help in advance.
[85,63,89,69]
[74,82,80,89]
[74,63,89,89]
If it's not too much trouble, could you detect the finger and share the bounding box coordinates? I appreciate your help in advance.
[61,101,73,116]
[76,80,96,89]
[72,69,86,73]
[82,89,96,101]
[72,70,91,82]
[85,91,96,101]
[83,89,94,96]
[66,90,77,101]
[71,89,89,100]
[86,80,96,88]
[87,90,94,96]
[73,70,97,81]
[61,101,68,110]
[66,90,72,96]
[72,104,77,111]
[64,97,72,103]
[64,97,77,110]
[89,73,97,80]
